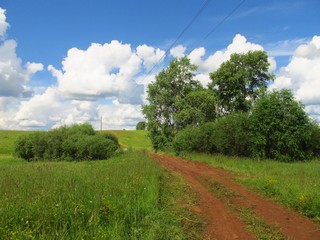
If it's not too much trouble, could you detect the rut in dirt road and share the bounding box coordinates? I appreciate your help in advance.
[151,153,320,240]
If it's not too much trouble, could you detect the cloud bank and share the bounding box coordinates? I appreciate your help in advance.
[270,35,320,119]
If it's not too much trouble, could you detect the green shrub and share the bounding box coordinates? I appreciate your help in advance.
[14,123,119,161]
[211,112,250,156]
[249,89,311,161]
[14,135,34,161]
[198,122,217,153]
[136,121,146,130]
[173,126,201,154]
[305,120,320,157]
[101,132,119,146]
[75,135,118,160]
[173,113,250,156]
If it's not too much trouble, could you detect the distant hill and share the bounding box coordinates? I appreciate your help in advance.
[105,130,152,150]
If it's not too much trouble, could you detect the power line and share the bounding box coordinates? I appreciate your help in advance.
[122,0,212,106]
[143,0,212,77]
[196,0,246,47]
[118,0,245,108]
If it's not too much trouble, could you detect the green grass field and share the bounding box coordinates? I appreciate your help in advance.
[0,130,31,155]
[106,130,152,150]
[0,131,200,239]
[107,130,320,221]
[183,152,320,221]
[1,129,319,239]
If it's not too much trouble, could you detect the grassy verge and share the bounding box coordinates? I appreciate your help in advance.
[182,152,320,222]
[0,151,200,239]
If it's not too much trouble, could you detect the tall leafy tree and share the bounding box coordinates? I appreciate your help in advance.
[175,89,217,128]
[209,50,274,114]
[142,57,202,150]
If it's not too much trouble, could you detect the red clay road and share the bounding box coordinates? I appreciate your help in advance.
[151,153,320,240]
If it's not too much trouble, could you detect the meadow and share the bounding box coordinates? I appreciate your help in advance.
[1,129,319,239]
[0,130,30,155]
[0,131,200,239]
[106,130,320,222]
[106,130,153,150]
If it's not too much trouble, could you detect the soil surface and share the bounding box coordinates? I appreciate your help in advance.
[151,153,320,240]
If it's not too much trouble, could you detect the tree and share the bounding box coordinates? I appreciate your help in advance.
[136,121,146,130]
[209,51,274,114]
[174,89,217,128]
[249,89,311,161]
[142,57,202,150]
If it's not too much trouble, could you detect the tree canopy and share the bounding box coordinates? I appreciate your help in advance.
[142,52,320,161]
[249,89,312,161]
[209,51,274,114]
[136,121,146,130]
[142,57,202,150]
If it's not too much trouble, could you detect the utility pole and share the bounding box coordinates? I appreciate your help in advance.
[100,116,102,132]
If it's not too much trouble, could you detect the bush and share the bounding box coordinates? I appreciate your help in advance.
[211,112,250,156]
[102,132,119,146]
[305,120,320,157]
[14,135,34,161]
[198,122,217,153]
[14,123,119,161]
[173,126,202,154]
[173,89,320,161]
[75,135,118,160]
[136,121,146,130]
[173,113,250,156]
[249,89,311,161]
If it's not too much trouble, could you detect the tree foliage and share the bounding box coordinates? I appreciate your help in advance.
[249,89,312,161]
[143,52,320,161]
[210,112,250,156]
[136,121,146,130]
[173,112,250,157]
[15,123,119,161]
[209,51,274,114]
[142,57,202,150]
[175,89,217,128]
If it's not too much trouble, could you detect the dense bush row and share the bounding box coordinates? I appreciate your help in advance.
[15,123,119,161]
[173,90,320,162]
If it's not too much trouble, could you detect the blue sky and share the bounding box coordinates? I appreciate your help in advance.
[0,0,319,129]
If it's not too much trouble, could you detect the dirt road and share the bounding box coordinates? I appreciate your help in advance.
[151,153,320,240]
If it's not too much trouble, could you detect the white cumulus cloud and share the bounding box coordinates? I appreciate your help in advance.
[136,44,165,70]
[0,40,43,99]
[98,99,144,130]
[0,8,9,38]
[49,40,145,104]
[187,34,275,86]
[270,35,320,108]
[14,87,101,129]
[170,45,186,58]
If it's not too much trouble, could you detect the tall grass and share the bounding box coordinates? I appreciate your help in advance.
[0,151,197,239]
[184,152,320,221]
